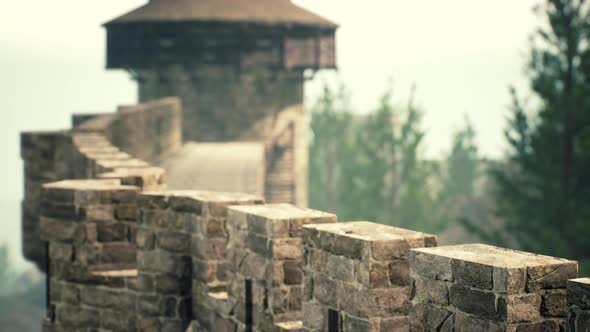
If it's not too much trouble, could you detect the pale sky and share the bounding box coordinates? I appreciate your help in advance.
[0,0,539,268]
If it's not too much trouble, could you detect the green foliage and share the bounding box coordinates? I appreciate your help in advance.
[309,84,483,235]
[308,84,355,215]
[472,0,590,267]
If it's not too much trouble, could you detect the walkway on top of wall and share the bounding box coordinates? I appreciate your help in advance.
[161,141,265,197]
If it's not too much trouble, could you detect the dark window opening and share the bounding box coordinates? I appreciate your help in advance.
[245,279,253,332]
[328,308,340,332]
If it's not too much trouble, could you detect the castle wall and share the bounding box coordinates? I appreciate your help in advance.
[76,97,183,165]
[409,244,578,331]
[301,222,437,332]
[225,204,337,331]
[21,99,179,271]
[25,98,589,332]
[568,278,590,331]
[40,179,141,332]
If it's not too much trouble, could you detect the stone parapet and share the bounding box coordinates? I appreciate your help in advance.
[409,244,578,331]
[177,191,264,331]
[568,278,590,331]
[40,179,141,332]
[226,203,337,332]
[302,221,437,332]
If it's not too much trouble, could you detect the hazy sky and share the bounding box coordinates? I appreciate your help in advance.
[0,0,539,268]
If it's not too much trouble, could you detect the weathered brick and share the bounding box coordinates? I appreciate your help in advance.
[451,259,493,290]
[409,303,453,332]
[568,278,590,309]
[540,289,567,317]
[411,274,449,306]
[156,230,191,253]
[327,254,355,283]
[96,221,128,242]
[449,284,500,320]
[389,259,410,286]
[526,262,578,292]
[313,273,337,306]
[494,266,527,294]
[283,260,303,285]
[40,217,86,243]
[498,293,542,323]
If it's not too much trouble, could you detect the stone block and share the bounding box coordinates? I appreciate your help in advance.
[49,243,73,261]
[115,204,138,220]
[341,312,371,332]
[136,228,155,250]
[80,286,136,311]
[284,260,303,285]
[526,263,578,292]
[96,221,128,242]
[451,259,493,290]
[409,304,454,332]
[313,273,337,306]
[410,244,576,330]
[40,217,86,243]
[303,222,433,332]
[380,316,409,332]
[454,312,504,332]
[411,274,449,306]
[571,311,590,332]
[138,250,190,277]
[493,266,527,295]
[169,195,202,214]
[56,305,101,328]
[568,278,590,309]
[272,238,303,260]
[540,289,567,317]
[327,254,355,283]
[389,259,411,286]
[100,309,136,331]
[499,293,542,323]
[302,302,326,330]
[156,230,191,253]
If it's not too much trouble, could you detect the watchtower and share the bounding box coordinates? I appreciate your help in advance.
[104,0,337,142]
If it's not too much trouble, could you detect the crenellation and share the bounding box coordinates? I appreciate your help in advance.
[39,178,142,332]
[22,96,587,332]
[568,278,590,331]
[302,221,437,332]
[409,244,578,331]
[224,203,337,332]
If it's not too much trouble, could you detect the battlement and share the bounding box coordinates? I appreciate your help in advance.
[22,98,589,332]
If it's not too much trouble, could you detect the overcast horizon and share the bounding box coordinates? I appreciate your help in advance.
[0,0,539,269]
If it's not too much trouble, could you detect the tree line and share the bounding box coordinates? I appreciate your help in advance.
[308,0,590,274]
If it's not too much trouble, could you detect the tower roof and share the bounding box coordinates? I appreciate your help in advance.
[105,0,337,29]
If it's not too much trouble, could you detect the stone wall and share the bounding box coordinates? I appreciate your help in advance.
[568,278,590,331]
[301,222,437,332]
[225,204,337,331]
[76,97,182,165]
[135,192,197,331]
[21,99,176,271]
[409,244,578,331]
[21,131,72,270]
[24,97,589,332]
[40,179,140,332]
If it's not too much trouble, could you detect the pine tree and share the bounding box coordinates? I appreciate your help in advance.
[486,0,590,271]
[308,84,354,214]
[309,84,443,233]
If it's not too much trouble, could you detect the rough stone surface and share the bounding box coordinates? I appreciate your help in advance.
[410,244,577,331]
[568,278,590,332]
[303,221,436,331]
[226,203,336,331]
